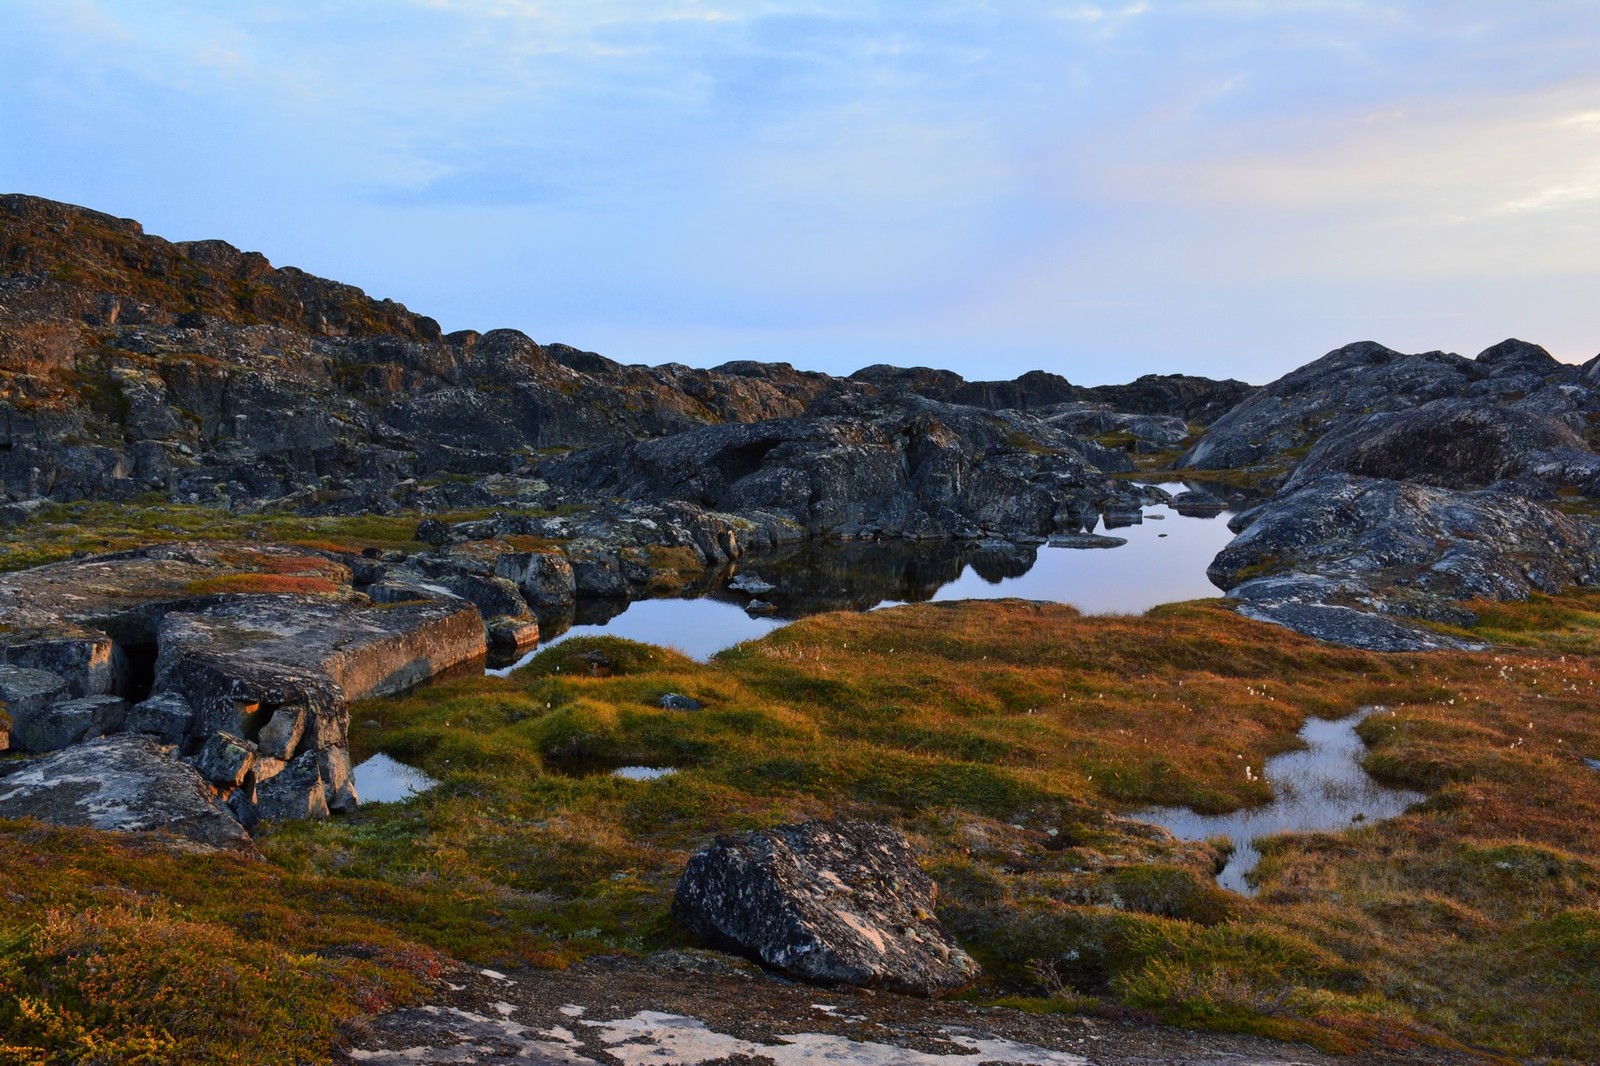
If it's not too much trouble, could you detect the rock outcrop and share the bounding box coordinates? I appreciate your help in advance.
[0,734,249,847]
[672,819,981,997]
[0,542,488,833]
[1209,473,1600,650]
[1181,339,1591,475]
[536,394,1152,541]
[0,194,1243,522]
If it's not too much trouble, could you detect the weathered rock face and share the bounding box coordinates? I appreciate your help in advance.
[1181,339,1591,473]
[1283,398,1600,496]
[538,395,1144,541]
[847,366,1253,424]
[155,593,483,745]
[2,195,1248,515]
[672,819,982,997]
[0,734,248,847]
[1210,473,1600,648]
[0,543,492,830]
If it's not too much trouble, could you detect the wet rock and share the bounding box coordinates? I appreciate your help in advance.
[0,734,248,847]
[255,751,330,822]
[745,599,778,615]
[125,691,195,741]
[1047,534,1127,549]
[727,572,777,595]
[659,693,703,711]
[672,819,982,997]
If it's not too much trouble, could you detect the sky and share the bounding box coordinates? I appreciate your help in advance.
[2,1,1598,385]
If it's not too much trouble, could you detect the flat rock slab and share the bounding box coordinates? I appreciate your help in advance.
[157,594,484,736]
[0,733,247,847]
[672,819,980,997]
[1047,533,1128,549]
[345,952,1489,1066]
[1236,601,1487,654]
[0,542,356,695]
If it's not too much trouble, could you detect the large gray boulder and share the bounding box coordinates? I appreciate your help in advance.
[672,819,981,997]
[0,734,248,847]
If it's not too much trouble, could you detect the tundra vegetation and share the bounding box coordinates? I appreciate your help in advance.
[4,572,1600,1064]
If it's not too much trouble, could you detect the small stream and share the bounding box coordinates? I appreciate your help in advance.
[1133,706,1425,894]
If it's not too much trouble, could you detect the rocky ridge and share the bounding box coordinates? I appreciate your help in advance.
[1190,340,1600,648]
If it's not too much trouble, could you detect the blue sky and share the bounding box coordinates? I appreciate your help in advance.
[3,1,1598,384]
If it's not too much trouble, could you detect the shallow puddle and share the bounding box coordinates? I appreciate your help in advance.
[1133,706,1425,895]
[351,753,440,804]
[612,766,677,781]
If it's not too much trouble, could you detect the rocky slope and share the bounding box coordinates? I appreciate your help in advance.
[0,194,1218,537]
[1190,340,1600,648]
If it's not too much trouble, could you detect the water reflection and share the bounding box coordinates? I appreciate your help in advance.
[1133,707,1425,895]
[351,753,439,804]
[506,488,1240,664]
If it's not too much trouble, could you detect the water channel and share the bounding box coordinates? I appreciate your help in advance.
[1134,706,1426,894]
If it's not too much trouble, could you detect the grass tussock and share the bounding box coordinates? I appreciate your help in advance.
[4,595,1600,1061]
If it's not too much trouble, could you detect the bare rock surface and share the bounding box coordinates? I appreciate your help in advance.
[0,733,247,847]
[343,951,1496,1066]
[1210,473,1600,648]
[672,819,981,997]
[1180,338,1589,474]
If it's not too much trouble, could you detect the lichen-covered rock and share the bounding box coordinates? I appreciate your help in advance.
[0,734,248,847]
[195,732,256,786]
[13,694,126,753]
[125,691,195,741]
[256,705,307,760]
[0,666,70,739]
[254,751,329,822]
[672,819,981,997]
[154,593,484,746]
[1210,473,1600,649]
[493,551,577,609]
[1181,338,1588,474]
[1284,398,1600,496]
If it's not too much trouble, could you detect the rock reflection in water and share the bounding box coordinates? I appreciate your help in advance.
[1133,706,1425,895]
[509,491,1239,663]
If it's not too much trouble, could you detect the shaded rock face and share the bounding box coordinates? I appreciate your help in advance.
[0,734,248,847]
[2,194,1248,515]
[1284,398,1600,496]
[1210,473,1600,648]
[847,366,1253,424]
[1181,339,1591,473]
[672,819,982,997]
[538,396,1142,541]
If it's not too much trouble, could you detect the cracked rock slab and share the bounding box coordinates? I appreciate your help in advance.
[0,733,248,847]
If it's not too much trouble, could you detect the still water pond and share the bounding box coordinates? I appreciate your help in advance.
[494,487,1238,668]
[1133,706,1425,895]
